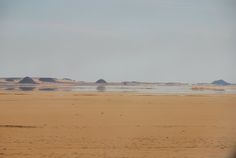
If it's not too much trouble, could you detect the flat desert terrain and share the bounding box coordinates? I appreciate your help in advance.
[0,92,236,158]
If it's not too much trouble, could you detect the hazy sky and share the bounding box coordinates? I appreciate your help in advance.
[0,0,235,83]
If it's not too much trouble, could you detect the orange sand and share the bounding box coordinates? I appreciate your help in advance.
[0,92,236,158]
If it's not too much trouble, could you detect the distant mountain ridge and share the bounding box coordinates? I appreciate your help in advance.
[0,77,234,85]
[0,77,75,84]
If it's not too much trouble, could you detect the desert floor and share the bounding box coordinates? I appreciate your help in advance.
[0,92,236,158]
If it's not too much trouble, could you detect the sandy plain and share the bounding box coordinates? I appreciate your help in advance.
[0,92,236,158]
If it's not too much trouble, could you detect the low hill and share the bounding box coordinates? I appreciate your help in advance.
[39,78,57,83]
[96,79,107,84]
[212,80,230,86]
[5,78,22,82]
[19,77,37,84]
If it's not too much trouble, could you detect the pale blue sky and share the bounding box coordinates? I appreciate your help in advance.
[0,0,235,82]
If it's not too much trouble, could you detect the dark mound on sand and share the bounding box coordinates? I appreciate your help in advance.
[5,78,15,82]
[5,77,21,82]
[212,80,230,86]
[19,77,36,84]
[96,79,107,84]
[39,78,57,83]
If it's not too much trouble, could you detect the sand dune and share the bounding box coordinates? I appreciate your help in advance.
[0,92,236,158]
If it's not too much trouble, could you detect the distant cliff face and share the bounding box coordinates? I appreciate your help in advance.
[19,77,36,84]
[212,80,230,86]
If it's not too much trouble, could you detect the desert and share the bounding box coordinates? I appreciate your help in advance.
[1,1,236,157]
[0,91,236,158]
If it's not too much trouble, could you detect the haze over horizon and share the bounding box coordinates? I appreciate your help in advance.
[1,0,236,83]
